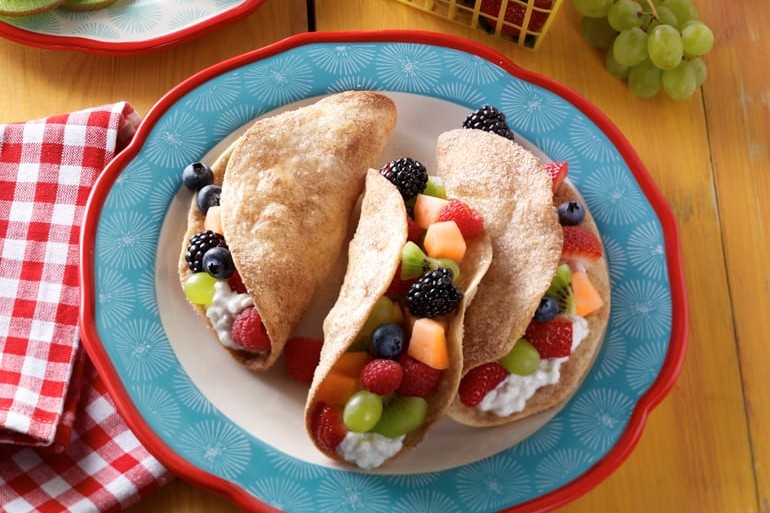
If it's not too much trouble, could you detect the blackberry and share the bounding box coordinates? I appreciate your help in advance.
[462,105,515,141]
[406,268,463,318]
[380,157,428,201]
[185,230,227,272]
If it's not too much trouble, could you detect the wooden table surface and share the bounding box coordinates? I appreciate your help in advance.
[2,0,767,512]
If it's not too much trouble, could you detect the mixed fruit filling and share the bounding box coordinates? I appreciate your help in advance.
[180,162,271,356]
[457,160,605,416]
[309,156,486,469]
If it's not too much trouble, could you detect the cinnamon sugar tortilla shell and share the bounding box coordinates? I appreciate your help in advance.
[305,170,492,466]
[179,91,397,371]
[450,180,610,427]
[436,128,563,374]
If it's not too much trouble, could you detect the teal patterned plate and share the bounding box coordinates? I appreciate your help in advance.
[80,31,687,513]
[0,0,265,55]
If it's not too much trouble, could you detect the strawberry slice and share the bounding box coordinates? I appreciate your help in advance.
[524,317,573,359]
[458,362,509,407]
[543,161,568,193]
[310,402,346,455]
[561,225,603,266]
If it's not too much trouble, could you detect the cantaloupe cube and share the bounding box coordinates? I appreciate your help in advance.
[204,206,223,234]
[423,221,466,263]
[571,269,604,316]
[407,318,449,370]
[414,194,449,229]
[315,371,360,406]
[333,351,372,378]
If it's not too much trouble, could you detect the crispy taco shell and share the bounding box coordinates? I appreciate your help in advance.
[179,91,397,371]
[305,170,492,465]
[436,128,609,426]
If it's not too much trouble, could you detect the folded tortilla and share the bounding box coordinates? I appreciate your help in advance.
[436,128,610,426]
[178,91,397,371]
[305,170,492,466]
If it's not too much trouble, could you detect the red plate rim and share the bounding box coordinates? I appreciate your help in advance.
[79,29,689,513]
[0,0,267,56]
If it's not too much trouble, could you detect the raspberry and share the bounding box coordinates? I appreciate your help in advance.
[380,157,429,201]
[231,306,270,353]
[384,265,416,298]
[185,230,227,272]
[438,199,485,239]
[544,161,568,193]
[406,268,463,318]
[462,105,515,141]
[360,359,404,396]
[310,402,346,455]
[397,354,442,397]
[524,317,573,359]
[283,336,323,384]
[458,362,509,407]
[227,268,247,294]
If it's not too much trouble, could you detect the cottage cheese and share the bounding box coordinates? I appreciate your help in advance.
[477,316,589,417]
[205,281,253,350]
[337,432,405,469]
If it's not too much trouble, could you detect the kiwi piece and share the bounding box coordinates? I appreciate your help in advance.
[432,257,460,284]
[400,241,433,280]
[545,263,575,315]
[60,0,118,11]
[422,176,447,199]
[372,396,428,438]
[0,0,63,17]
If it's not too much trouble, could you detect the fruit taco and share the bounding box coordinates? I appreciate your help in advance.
[177,91,397,371]
[436,126,610,427]
[305,167,492,469]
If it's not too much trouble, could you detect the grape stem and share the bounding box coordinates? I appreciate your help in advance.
[643,0,659,19]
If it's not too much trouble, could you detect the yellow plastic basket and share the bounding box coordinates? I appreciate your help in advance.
[389,0,565,49]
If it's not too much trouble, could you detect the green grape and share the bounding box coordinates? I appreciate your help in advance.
[662,60,697,99]
[343,391,383,433]
[661,0,697,26]
[689,57,708,87]
[628,60,662,98]
[649,5,678,29]
[681,21,714,56]
[183,272,218,305]
[606,50,630,79]
[355,296,398,349]
[580,15,618,49]
[499,338,541,376]
[607,0,644,31]
[647,24,683,70]
[373,396,428,438]
[571,0,613,18]
[613,27,649,67]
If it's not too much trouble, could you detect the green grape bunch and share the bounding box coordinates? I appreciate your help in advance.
[572,0,714,100]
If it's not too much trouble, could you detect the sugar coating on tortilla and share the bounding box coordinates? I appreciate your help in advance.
[436,129,563,373]
[306,170,493,463]
[180,91,397,371]
[449,180,610,426]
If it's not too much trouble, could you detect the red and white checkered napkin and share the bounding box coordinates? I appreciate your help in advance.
[0,103,171,512]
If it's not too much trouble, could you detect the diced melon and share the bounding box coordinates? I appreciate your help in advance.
[423,221,467,263]
[571,269,604,316]
[407,318,449,370]
[204,206,223,234]
[315,371,360,407]
[414,194,449,229]
[333,351,372,378]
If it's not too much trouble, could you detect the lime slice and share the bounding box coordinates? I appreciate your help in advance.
[0,0,63,17]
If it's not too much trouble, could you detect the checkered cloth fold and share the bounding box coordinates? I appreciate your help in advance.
[0,103,170,513]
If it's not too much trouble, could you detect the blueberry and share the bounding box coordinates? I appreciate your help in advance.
[371,323,406,359]
[197,184,221,215]
[534,295,560,322]
[557,200,586,226]
[182,162,214,191]
[202,246,235,280]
